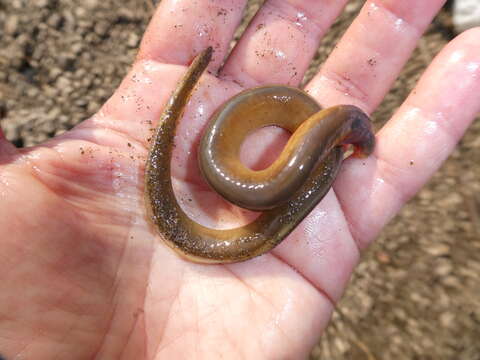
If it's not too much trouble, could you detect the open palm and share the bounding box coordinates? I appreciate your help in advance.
[1,1,479,359]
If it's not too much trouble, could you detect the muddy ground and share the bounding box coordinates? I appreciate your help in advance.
[0,0,479,359]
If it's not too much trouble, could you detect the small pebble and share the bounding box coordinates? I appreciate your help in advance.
[5,15,19,35]
[127,33,140,48]
[426,243,450,257]
[453,0,480,32]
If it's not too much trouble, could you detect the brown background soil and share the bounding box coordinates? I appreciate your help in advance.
[0,0,479,359]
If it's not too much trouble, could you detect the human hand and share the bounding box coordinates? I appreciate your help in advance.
[0,1,479,359]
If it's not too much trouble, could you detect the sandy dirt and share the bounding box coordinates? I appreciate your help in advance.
[0,0,479,359]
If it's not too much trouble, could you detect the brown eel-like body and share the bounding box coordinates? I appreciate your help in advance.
[145,47,375,263]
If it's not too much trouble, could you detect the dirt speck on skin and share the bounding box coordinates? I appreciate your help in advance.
[0,0,479,359]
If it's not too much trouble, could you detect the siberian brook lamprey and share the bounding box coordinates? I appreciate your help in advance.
[145,47,375,264]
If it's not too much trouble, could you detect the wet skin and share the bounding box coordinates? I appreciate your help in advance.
[145,47,375,264]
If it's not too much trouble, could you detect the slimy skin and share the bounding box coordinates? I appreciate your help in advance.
[145,47,375,263]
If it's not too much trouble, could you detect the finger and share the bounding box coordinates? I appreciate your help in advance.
[307,0,446,112]
[220,0,350,87]
[136,0,248,71]
[335,28,480,249]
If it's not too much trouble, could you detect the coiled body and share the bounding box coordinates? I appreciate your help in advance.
[145,48,375,263]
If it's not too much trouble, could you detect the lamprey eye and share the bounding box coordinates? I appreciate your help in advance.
[145,48,375,264]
